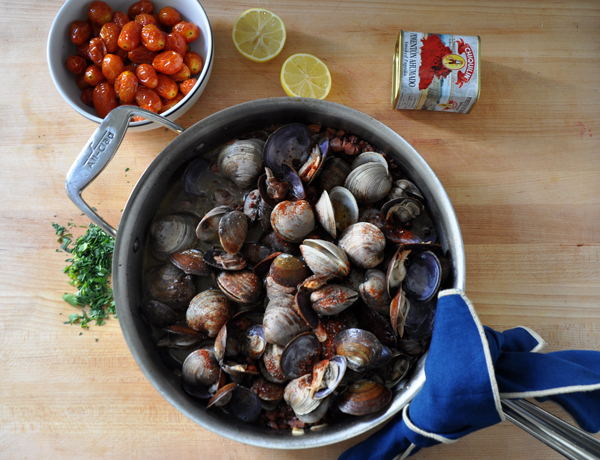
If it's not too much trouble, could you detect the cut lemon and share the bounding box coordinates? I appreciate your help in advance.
[232,8,287,63]
[280,53,332,99]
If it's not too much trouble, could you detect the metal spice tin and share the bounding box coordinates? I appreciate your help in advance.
[392,30,481,113]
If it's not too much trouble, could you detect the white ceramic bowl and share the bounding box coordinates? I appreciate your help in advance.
[47,0,214,131]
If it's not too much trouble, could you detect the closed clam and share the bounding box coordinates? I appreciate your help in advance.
[146,263,196,308]
[150,213,199,260]
[182,348,221,388]
[337,379,392,415]
[263,295,310,347]
[268,254,312,288]
[139,300,178,328]
[338,222,386,269]
[333,328,383,371]
[216,270,263,306]
[217,139,264,188]
[260,343,287,383]
[169,248,212,276]
[187,290,235,338]
[218,210,248,255]
[270,200,315,242]
[310,284,358,316]
[344,160,392,204]
[299,239,350,277]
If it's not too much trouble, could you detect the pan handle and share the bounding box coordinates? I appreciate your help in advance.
[65,106,185,238]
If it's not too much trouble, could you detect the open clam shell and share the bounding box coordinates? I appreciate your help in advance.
[150,213,199,260]
[300,239,350,277]
[196,206,233,241]
[280,332,321,379]
[263,123,312,177]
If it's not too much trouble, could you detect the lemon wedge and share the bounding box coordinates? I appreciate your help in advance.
[280,53,332,99]
[232,8,287,63]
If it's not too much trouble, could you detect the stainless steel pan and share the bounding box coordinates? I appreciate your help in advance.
[65,99,600,458]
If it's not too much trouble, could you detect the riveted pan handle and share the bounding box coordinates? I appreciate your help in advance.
[65,106,185,238]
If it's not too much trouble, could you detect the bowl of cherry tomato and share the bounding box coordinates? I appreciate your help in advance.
[47,0,213,131]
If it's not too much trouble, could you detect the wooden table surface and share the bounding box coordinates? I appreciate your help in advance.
[1,0,599,458]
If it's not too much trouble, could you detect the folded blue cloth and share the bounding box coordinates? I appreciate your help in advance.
[339,289,600,460]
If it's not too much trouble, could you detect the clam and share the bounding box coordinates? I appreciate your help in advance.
[183,158,210,197]
[207,382,237,408]
[299,239,350,277]
[243,189,261,222]
[263,295,310,347]
[156,325,205,348]
[359,269,391,314]
[358,307,398,349]
[268,254,312,288]
[146,263,196,308]
[260,343,288,383]
[403,297,437,340]
[310,284,358,316]
[329,186,359,233]
[388,179,424,201]
[319,157,351,192]
[251,376,285,402]
[244,324,268,360]
[312,356,347,400]
[390,289,409,337]
[344,161,392,204]
[283,374,321,416]
[281,163,306,200]
[280,332,321,379]
[298,138,328,184]
[150,213,199,260]
[228,386,263,422]
[337,379,392,416]
[186,290,235,338]
[182,348,220,388]
[404,251,442,302]
[296,395,332,424]
[216,270,263,306]
[218,210,248,255]
[333,328,383,371]
[294,287,319,328]
[358,208,385,229]
[203,249,247,271]
[381,197,422,225]
[270,200,315,242]
[386,247,411,295]
[169,248,212,276]
[314,191,336,238]
[139,299,178,328]
[196,206,232,241]
[350,152,388,171]
[338,222,386,269]
[217,139,264,188]
[266,275,296,300]
[263,123,312,177]
[258,167,289,206]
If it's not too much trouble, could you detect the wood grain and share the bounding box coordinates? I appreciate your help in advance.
[0,0,598,459]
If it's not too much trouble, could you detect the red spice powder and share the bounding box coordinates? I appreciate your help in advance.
[418,35,452,90]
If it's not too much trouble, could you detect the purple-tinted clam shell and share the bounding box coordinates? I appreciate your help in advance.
[404,297,437,340]
[281,163,306,200]
[314,356,347,400]
[280,332,321,379]
[404,251,441,302]
[183,158,210,197]
[228,386,262,422]
[263,123,312,177]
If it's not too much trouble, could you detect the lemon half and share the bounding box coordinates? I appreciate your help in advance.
[280,53,332,99]
[232,8,287,63]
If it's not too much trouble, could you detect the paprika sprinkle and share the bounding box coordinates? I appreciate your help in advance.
[392,31,481,113]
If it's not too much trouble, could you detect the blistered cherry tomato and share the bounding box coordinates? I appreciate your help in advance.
[70,20,92,45]
[118,21,142,51]
[114,46,129,61]
[171,63,190,82]
[135,63,158,88]
[172,21,199,43]
[158,7,181,27]
[93,82,118,117]
[164,32,186,57]
[84,64,105,86]
[76,74,90,90]
[88,1,113,26]
[114,70,138,103]
[102,54,125,83]
[123,63,137,73]
[112,11,130,28]
[88,37,107,66]
[128,0,154,18]
[99,22,120,52]
[152,50,183,75]
[81,87,95,106]
[159,92,183,113]
[89,20,102,38]
[183,52,203,75]
[128,46,156,65]
[135,86,162,112]
[66,55,88,75]
[135,13,156,26]
[155,74,178,99]
[77,42,90,59]
[179,78,197,96]
[141,24,165,51]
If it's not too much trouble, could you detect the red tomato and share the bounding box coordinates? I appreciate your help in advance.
[135,63,158,88]
[88,37,107,66]
[135,13,156,26]
[112,11,130,28]
[88,1,113,26]
[128,46,157,65]
[128,0,154,18]
[179,78,197,96]
[70,20,92,45]
[81,87,95,106]
[135,86,162,113]
[158,7,181,27]
[152,50,183,75]
[118,21,143,51]
[164,32,186,57]
[141,24,165,52]
[115,70,138,104]
[172,21,200,43]
[93,82,118,117]
[84,64,105,86]
[155,74,178,99]
[102,54,125,83]
[159,92,184,113]
[66,55,88,75]
[171,63,190,82]
[183,52,203,75]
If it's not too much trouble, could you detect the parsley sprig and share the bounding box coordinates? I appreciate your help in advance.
[53,222,116,327]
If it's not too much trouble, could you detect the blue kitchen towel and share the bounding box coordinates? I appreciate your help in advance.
[339,289,600,460]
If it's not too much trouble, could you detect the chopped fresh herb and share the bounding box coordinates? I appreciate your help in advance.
[53,222,116,328]
[125,167,130,172]
[95,338,99,342]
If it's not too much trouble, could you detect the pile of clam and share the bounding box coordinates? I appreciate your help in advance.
[141,123,449,433]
